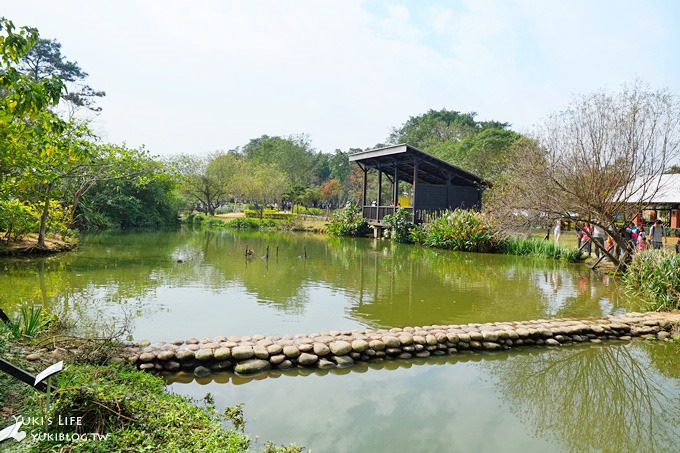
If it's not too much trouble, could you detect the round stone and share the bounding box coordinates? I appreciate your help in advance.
[398,333,414,345]
[481,331,499,342]
[298,343,313,353]
[318,359,336,369]
[351,339,369,353]
[368,340,385,351]
[382,336,401,348]
[267,344,283,355]
[234,359,271,374]
[214,348,231,360]
[329,341,352,356]
[157,350,176,361]
[313,342,331,356]
[175,349,195,360]
[277,360,294,369]
[232,345,255,360]
[334,355,354,367]
[269,354,286,365]
[139,352,156,362]
[253,345,270,359]
[298,353,319,366]
[283,345,301,358]
[194,366,211,378]
[195,349,214,361]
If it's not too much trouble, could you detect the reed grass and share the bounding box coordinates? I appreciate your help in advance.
[622,250,680,310]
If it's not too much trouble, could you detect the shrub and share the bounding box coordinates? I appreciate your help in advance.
[622,250,680,311]
[667,227,680,237]
[382,208,415,243]
[327,203,369,236]
[419,209,504,253]
[225,218,261,230]
[0,199,38,241]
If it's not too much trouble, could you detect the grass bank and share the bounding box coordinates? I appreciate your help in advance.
[0,326,304,452]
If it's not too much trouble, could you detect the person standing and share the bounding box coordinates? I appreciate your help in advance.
[592,224,606,259]
[637,227,648,251]
[649,219,666,250]
[582,223,593,256]
[553,219,562,244]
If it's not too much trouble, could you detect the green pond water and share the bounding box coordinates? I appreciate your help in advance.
[1,229,679,452]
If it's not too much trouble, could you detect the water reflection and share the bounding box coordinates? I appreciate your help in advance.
[169,341,680,452]
[483,342,680,452]
[0,230,636,341]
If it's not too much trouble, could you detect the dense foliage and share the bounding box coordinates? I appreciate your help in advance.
[382,208,415,243]
[388,109,521,182]
[327,203,369,236]
[415,209,505,253]
[622,250,680,311]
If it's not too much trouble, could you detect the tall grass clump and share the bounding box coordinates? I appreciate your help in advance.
[417,209,504,253]
[2,305,54,339]
[622,250,680,311]
[499,237,585,262]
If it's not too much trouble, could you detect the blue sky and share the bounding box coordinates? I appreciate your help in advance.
[3,0,680,156]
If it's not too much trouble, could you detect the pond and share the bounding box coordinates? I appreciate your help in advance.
[1,229,678,451]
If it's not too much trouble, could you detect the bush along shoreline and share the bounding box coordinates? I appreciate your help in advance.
[330,206,586,262]
[0,316,305,453]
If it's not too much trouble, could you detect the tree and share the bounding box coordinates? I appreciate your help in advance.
[389,109,482,148]
[431,127,521,180]
[241,134,317,186]
[321,178,342,208]
[388,109,519,182]
[75,149,181,230]
[18,38,105,115]
[488,83,680,268]
[172,152,243,216]
[240,162,287,217]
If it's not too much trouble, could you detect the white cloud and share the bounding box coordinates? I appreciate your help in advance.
[3,0,679,155]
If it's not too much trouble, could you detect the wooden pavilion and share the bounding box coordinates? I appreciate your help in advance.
[349,144,490,229]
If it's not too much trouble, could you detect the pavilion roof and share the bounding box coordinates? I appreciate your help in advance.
[349,144,490,187]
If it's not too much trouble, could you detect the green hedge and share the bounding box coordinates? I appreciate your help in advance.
[244,209,295,221]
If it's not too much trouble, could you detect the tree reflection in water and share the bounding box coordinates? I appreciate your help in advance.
[484,342,680,452]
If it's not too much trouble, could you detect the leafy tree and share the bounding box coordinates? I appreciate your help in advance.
[18,37,105,114]
[172,152,242,216]
[321,178,342,208]
[388,109,518,182]
[488,83,680,268]
[75,148,181,230]
[240,162,287,217]
[431,127,521,180]
[241,134,317,186]
[282,185,307,213]
[389,109,507,149]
